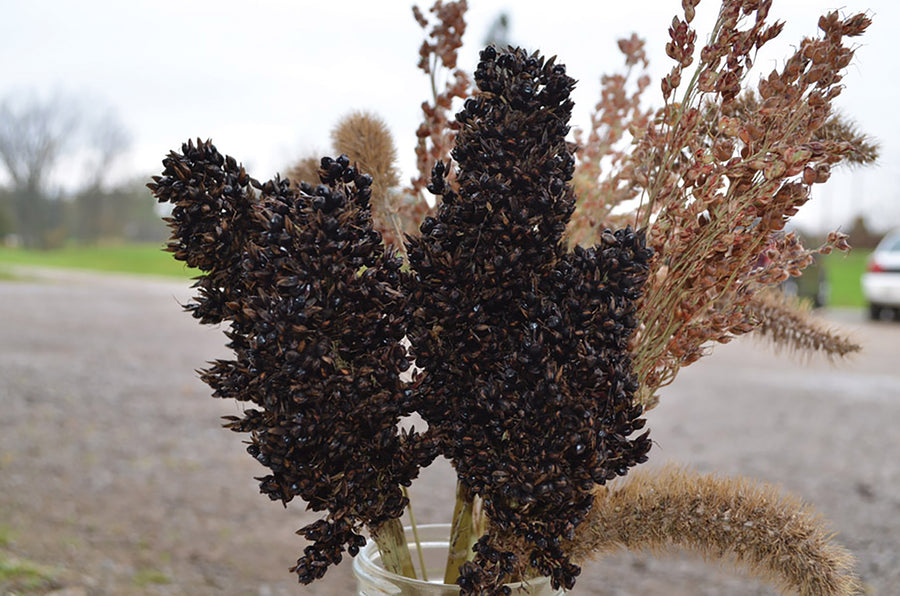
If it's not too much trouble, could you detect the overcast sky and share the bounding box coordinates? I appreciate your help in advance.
[1,0,897,233]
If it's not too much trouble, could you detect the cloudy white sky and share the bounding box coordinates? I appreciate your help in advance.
[1,0,898,232]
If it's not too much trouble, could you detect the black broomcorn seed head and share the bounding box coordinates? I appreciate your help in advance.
[150,45,651,596]
[405,46,652,594]
[149,141,438,583]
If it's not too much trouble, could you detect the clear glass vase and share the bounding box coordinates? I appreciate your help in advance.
[353,524,565,595]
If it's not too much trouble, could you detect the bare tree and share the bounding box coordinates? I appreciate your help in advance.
[82,108,132,190]
[0,94,77,247]
[0,92,130,248]
[0,94,78,190]
[73,108,133,244]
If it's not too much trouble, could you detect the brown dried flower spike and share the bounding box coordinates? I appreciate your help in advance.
[406,45,651,593]
[150,142,437,583]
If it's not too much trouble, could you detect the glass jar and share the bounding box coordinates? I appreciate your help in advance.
[353,524,564,595]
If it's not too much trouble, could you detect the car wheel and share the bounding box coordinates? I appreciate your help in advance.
[868,303,883,320]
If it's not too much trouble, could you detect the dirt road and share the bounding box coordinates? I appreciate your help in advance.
[1,269,898,595]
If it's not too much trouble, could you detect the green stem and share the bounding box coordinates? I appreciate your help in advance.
[370,518,416,579]
[444,479,475,584]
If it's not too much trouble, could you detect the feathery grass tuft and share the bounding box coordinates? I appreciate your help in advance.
[815,112,880,167]
[749,291,861,358]
[331,111,401,198]
[329,111,408,253]
[573,464,862,596]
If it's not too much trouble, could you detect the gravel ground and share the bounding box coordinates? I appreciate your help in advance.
[1,268,898,595]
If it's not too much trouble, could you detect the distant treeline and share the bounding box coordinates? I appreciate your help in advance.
[0,179,167,249]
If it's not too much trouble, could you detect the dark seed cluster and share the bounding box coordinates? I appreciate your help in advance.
[150,44,652,596]
[149,142,437,583]
[149,139,258,325]
[405,46,652,594]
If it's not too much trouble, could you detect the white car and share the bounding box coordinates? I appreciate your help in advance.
[862,229,900,320]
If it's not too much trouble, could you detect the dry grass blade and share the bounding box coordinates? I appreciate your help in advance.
[572,464,863,596]
[749,290,861,358]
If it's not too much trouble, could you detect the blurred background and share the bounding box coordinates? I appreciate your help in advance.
[0,0,898,249]
[2,1,899,595]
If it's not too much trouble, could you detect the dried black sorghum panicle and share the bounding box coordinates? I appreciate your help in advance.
[149,143,437,583]
[406,46,652,593]
[149,139,259,325]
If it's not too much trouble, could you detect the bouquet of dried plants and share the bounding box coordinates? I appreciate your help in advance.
[149,1,877,594]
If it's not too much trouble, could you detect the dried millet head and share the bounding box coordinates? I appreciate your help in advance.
[406,46,651,594]
[149,139,260,325]
[151,144,438,584]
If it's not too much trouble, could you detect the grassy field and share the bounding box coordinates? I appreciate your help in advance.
[0,244,872,307]
[822,249,870,308]
[0,244,194,279]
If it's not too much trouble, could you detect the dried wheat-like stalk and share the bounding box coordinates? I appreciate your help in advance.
[572,464,862,596]
[748,290,861,358]
[569,34,653,248]
[409,0,470,199]
[285,112,412,251]
[622,5,873,405]
[814,111,879,166]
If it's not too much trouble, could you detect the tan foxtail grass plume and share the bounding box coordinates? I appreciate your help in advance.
[571,464,862,596]
[331,110,401,199]
[330,111,409,253]
[288,111,408,252]
[749,291,861,359]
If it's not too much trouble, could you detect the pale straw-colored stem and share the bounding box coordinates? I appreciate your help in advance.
[370,517,417,579]
[444,479,476,584]
[402,486,428,582]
